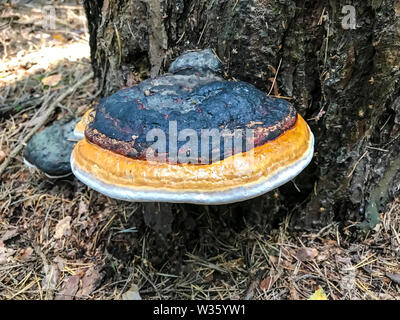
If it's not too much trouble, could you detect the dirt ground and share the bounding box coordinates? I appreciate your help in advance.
[0,1,399,300]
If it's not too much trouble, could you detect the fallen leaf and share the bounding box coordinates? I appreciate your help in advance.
[76,105,89,116]
[336,255,352,265]
[0,241,15,264]
[0,228,19,242]
[121,285,142,300]
[386,272,400,285]
[295,247,319,261]
[75,267,103,299]
[20,247,33,260]
[268,255,278,265]
[0,150,5,163]
[325,239,337,246]
[260,276,278,291]
[55,275,80,300]
[309,287,328,300]
[54,216,72,239]
[51,34,67,43]
[41,74,62,86]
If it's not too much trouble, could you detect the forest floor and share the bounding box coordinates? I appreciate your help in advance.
[0,1,399,300]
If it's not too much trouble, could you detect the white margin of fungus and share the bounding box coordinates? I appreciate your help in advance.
[70,131,314,205]
[73,128,85,141]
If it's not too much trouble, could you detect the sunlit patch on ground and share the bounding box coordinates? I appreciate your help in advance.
[0,41,90,86]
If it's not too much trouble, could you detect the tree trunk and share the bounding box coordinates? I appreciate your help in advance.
[83,0,400,230]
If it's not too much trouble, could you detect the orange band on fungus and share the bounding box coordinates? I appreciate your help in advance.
[74,108,95,138]
[71,115,312,193]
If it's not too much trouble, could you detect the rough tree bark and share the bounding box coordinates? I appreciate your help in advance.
[82,0,400,230]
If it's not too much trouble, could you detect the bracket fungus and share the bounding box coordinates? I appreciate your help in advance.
[71,49,314,205]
